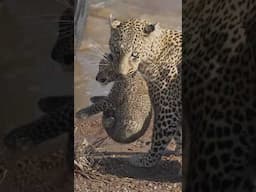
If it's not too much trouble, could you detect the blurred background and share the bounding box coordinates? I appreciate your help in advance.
[0,0,73,135]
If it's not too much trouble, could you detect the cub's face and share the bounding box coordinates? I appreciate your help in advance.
[96,53,119,85]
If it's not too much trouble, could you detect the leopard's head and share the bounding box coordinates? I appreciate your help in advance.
[108,16,162,76]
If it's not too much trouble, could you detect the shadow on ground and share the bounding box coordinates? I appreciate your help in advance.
[91,151,181,183]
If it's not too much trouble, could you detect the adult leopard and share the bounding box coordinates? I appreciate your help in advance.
[108,16,182,168]
[183,0,256,191]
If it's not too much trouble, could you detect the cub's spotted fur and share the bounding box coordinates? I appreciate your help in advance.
[76,54,152,143]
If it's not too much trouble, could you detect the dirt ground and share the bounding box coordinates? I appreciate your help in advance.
[0,133,73,192]
[74,115,182,192]
[0,113,181,192]
[0,111,181,192]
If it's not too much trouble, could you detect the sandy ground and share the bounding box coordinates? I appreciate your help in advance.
[0,109,181,192]
[0,132,72,192]
[74,114,182,192]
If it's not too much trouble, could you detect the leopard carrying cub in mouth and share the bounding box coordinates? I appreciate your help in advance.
[106,16,182,168]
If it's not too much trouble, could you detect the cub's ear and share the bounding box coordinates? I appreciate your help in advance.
[144,23,160,34]
[109,14,121,29]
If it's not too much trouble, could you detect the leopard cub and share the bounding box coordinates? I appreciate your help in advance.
[76,53,152,143]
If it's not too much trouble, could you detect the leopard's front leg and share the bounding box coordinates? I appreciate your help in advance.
[129,105,181,168]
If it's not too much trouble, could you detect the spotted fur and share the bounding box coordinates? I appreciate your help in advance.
[76,54,152,143]
[4,98,73,150]
[183,0,256,191]
[108,17,182,167]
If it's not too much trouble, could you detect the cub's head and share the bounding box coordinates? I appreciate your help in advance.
[96,53,120,85]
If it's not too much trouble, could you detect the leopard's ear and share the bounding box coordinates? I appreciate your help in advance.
[109,14,121,29]
[144,22,160,34]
